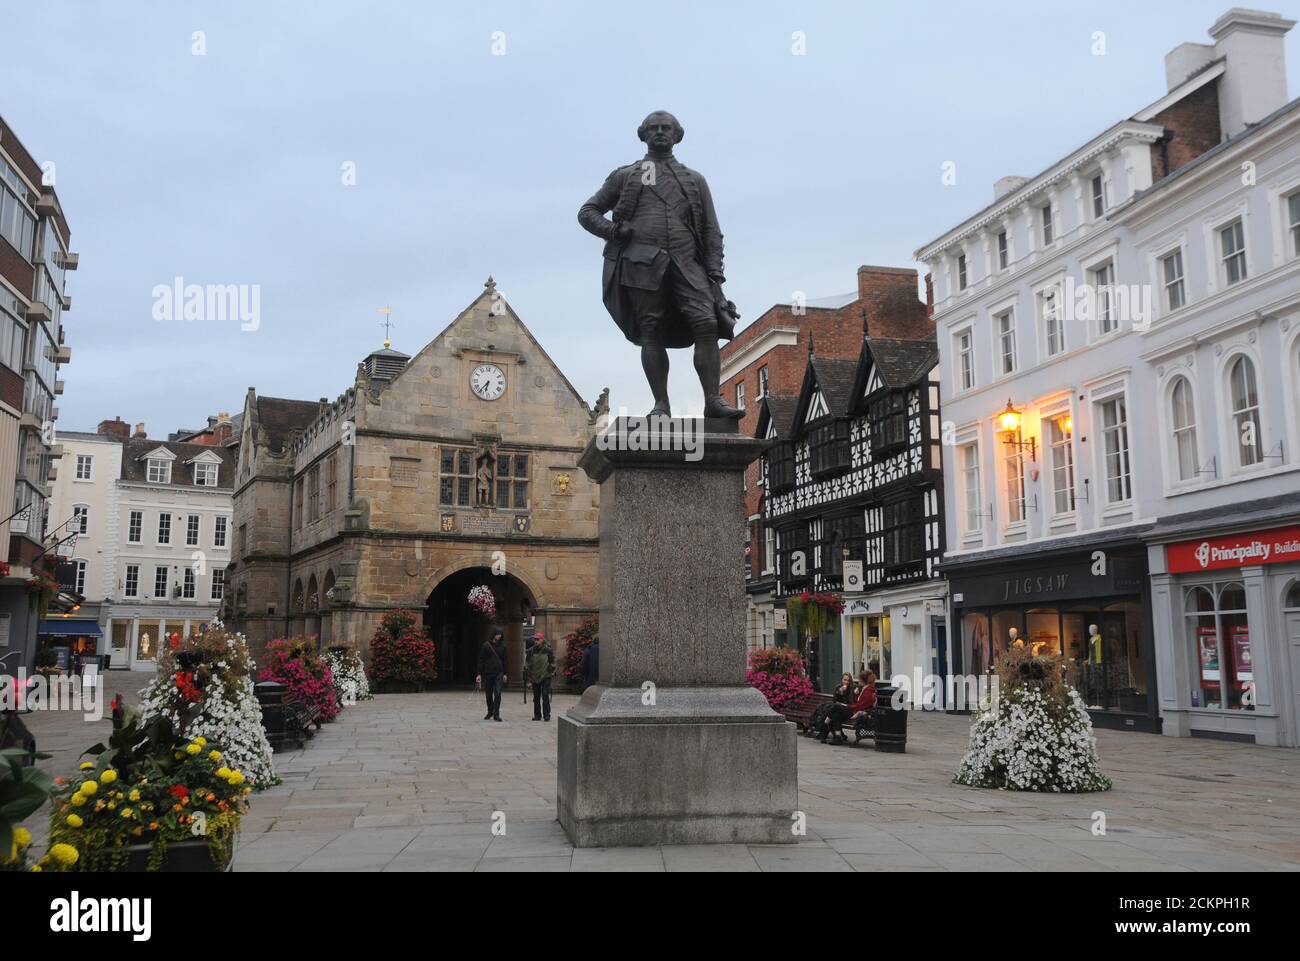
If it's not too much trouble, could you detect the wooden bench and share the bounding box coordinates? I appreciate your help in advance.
[824,707,882,747]
[282,699,323,749]
[779,692,833,731]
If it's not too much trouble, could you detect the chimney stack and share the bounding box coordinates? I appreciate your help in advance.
[1208,8,1296,137]
[97,416,130,441]
[133,422,147,439]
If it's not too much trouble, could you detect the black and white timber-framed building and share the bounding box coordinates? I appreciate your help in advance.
[755,328,948,694]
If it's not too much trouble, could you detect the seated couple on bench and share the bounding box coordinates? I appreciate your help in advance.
[817,670,876,744]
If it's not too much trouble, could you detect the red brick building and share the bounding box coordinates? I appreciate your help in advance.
[720,265,933,649]
[0,114,77,670]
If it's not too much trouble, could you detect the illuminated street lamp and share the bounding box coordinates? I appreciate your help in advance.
[999,399,1036,461]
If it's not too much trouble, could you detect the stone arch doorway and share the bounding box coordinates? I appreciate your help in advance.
[423,567,535,686]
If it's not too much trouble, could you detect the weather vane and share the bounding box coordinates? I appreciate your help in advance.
[376,305,394,348]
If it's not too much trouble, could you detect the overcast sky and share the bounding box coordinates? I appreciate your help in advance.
[4,1,1297,431]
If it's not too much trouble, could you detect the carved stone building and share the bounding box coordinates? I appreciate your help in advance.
[227,280,603,683]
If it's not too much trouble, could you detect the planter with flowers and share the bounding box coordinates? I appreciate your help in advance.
[369,610,438,693]
[559,615,598,691]
[1,746,54,872]
[954,645,1112,793]
[137,621,277,790]
[257,638,340,723]
[746,647,814,713]
[42,706,251,872]
[325,645,372,706]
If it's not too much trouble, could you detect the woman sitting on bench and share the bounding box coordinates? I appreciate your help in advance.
[819,671,876,744]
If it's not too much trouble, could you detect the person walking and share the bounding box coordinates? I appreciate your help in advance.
[525,632,556,721]
[579,636,600,691]
[476,630,508,722]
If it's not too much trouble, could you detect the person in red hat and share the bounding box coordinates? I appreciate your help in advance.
[525,632,556,721]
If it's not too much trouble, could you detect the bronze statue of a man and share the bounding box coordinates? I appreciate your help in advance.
[578,111,743,419]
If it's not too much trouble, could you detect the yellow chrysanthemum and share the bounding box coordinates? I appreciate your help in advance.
[78,780,98,796]
[228,770,246,786]
[120,808,133,818]
[100,769,118,784]
[29,864,42,872]
[174,751,184,760]
[208,750,221,762]
[79,761,94,770]
[215,767,231,779]
[128,789,141,802]
[70,793,87,808]
[14,827,31,849]
[48,843,79,868]
[185,743,202,756]
[195,736,207,746]
[65,814,84,828]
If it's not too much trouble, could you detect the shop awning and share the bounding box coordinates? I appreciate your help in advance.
[38,619,103,637]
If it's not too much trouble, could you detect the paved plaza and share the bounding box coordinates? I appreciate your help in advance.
[20,677,1300,872]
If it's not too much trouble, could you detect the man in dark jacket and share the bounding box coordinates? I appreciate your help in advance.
[476,630,508,721]
[525,632,556,721]
[579,637,600,692]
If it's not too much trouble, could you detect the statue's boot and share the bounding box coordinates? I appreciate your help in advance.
[703,395,744,419]
[648,402,671,418]
[696,338,744,420]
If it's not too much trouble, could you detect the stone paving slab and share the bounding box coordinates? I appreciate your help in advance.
[16,682,1300,871]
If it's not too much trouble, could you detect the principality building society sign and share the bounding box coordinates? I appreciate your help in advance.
[1167,525,1300,574]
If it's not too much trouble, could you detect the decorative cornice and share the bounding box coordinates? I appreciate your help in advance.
[914,122,1164,262]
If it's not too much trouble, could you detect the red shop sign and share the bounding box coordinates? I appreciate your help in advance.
[1167,525,1300,574]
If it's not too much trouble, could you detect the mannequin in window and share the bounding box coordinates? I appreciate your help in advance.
[1085,623,1104,708]
[1009,627,1023,648]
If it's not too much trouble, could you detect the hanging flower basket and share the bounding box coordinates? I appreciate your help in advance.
[467,585,497,619]
[786,591,845,637]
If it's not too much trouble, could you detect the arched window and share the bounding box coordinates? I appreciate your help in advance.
[292,578,304,612]
[1286,582,1300,609]
[1169,377,1198,482]
[1228,356,1261,468]
[323,570,335,605]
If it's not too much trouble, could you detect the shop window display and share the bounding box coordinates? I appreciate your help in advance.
[959,600,1147,714]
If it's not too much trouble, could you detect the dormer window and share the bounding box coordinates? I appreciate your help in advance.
[147,458,171,484]
[193,462,218,487]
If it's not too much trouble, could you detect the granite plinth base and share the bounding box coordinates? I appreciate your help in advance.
[556,684,799,847]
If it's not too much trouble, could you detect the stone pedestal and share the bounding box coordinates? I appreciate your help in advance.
[557,416,798,847]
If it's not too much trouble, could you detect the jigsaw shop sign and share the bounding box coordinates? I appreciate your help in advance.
[1167,525,1300,574]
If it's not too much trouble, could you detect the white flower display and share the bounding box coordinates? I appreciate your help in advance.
[954,652,1111,793]
[325,648,372,705]
[136,621,278,789]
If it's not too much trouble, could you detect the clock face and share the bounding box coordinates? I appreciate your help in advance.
[470,363,506,401]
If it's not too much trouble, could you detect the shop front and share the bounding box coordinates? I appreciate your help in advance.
[840,586,949,705]
[944,539,1159,732]
[1149,521,1300,747]
[36,617,105,670]
[106,607,217,672]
